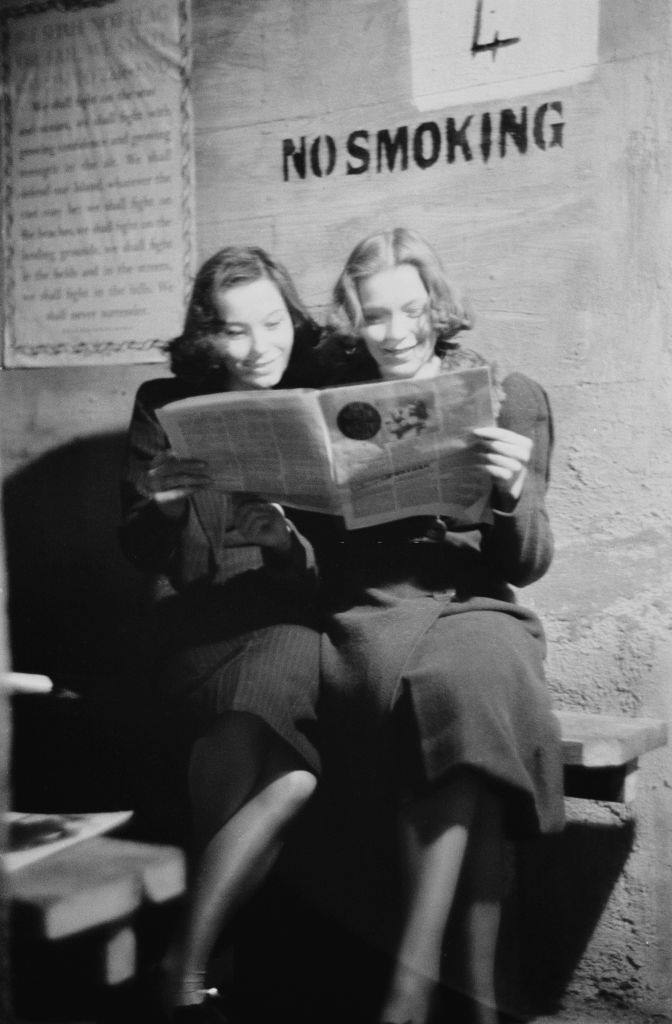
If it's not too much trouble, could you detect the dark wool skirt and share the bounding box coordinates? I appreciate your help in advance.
[154,575,321,774]
[320,588,565,837]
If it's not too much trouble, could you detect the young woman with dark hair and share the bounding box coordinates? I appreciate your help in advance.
[120,246,323,1023]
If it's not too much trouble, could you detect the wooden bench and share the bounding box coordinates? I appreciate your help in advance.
[556,710,668,803]
[10,835,186,987]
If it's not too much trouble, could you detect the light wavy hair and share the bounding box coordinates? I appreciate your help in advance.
[332,227,473,358]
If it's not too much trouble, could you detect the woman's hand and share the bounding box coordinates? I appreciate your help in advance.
[471,426,532,505]
[232,496,292,553]
[140,452,212,519]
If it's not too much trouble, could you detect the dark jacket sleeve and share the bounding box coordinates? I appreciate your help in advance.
[119,379,317,591]
[480,372,554,587]
[119,379,193,576]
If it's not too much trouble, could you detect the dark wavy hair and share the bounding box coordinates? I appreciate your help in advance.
[324,228,473,381]
[168,246,321,386]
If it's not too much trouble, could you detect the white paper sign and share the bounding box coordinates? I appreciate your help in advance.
[408,0,600,111]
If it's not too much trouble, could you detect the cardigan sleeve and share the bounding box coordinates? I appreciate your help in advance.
[479,372,554,587]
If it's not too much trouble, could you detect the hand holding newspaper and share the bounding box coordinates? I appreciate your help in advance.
[156,366,496,530]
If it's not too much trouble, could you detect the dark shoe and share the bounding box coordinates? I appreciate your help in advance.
[172,990,234,1023]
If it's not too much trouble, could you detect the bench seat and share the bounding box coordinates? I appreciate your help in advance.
[556,710,668,803]
[10,836,186,985]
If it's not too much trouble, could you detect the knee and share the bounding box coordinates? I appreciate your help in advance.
[265,768,317,819]
[281,767,318,809]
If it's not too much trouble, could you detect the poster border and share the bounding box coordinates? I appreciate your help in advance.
[0,0,194,368]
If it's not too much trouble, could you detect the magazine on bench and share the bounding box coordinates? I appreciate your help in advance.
[2,810,134,871]
[156,365,496,530]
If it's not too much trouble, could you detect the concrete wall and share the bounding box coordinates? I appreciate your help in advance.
[1,0,671,1018]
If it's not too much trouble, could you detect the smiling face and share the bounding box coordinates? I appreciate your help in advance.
[210,276,294,389]
[357,264,438,380]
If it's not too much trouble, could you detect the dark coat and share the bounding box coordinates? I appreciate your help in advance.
[118,374,322,770]
[291,362,564,833]
[281,359,564,948]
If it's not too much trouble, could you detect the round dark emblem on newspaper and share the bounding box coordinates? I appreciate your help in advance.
[336,401,382,440]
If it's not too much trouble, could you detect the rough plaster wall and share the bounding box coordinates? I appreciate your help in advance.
[532,18,672,1019]
[0,0,671,1016]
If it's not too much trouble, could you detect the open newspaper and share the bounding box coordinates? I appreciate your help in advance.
[156,366,496,530]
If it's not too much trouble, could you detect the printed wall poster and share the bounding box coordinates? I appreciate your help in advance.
[1,0,194,366]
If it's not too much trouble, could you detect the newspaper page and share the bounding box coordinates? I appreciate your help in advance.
[318,366,495,528]
[2,810,133,872]
[156,387,341,515]
[156,366,496,529]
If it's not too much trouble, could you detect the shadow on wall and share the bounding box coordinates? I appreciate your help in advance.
[206,817,638,1024]
[499,818,636,1017]
[2,431,149,697]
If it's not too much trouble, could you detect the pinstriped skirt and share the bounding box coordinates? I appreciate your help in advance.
[155,577,321,774]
